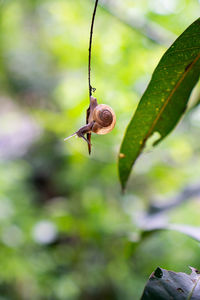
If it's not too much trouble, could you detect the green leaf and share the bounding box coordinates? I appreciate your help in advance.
[141,267,200,300]
[119,18,200,189]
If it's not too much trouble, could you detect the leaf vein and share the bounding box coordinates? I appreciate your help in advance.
[165,46,200,57]
[187,275,200,300]
[141,53,200,147]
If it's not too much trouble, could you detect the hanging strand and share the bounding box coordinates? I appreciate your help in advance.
[88,0,99,98]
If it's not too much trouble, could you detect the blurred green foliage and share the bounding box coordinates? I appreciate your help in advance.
[0,0,200,299]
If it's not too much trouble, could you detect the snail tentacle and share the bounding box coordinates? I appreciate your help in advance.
[64,97,116,145]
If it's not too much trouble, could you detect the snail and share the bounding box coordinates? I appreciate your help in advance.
[64,96,116,149]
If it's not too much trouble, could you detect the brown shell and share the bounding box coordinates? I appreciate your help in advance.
[92,104,116,135]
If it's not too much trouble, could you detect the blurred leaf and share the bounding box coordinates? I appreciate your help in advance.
[119,18,200,189]
[141,266,200,300]
[140,222,200,243]
[147,184,200,215]
[167,224,200,243]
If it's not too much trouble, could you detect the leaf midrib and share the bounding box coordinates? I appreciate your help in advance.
[187,275,200,300]
[141,52,200,149]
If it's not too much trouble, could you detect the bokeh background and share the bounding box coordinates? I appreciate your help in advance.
[0,0,200,299]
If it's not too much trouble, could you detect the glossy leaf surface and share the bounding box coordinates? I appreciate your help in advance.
[119,18,200,189]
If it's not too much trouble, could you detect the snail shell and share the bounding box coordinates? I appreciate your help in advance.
[92,104,116,135]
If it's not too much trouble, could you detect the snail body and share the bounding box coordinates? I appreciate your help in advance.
[64,96,116,147]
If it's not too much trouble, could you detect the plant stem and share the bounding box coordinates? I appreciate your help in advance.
[88,0,99,99]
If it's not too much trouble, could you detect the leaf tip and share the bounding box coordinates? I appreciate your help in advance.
[153,267,163,279]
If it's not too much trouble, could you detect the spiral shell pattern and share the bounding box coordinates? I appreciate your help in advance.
[92,104,116,135]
